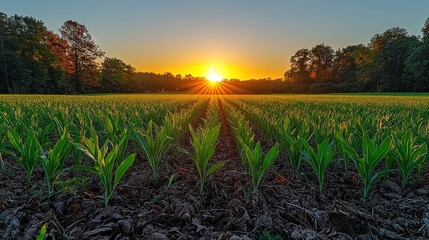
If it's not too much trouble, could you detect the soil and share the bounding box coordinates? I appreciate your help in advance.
[1,97,429,240]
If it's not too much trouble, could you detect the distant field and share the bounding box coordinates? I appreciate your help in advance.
[1,93,429,239]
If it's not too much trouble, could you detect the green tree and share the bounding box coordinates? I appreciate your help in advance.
[284,49,311,82]
[310,44,334,82]
[421,17,429,40]
[356,27,410,92]
[101,57,135,92]
[0,12,67,93]
[405,41,429,91]
[376,36,419,91]
[331,45,367,91]
[369,27,408,51]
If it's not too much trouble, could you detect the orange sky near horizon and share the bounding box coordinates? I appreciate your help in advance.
[105,37,290,80]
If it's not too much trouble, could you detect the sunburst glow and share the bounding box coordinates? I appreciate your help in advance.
[206,68,223,83]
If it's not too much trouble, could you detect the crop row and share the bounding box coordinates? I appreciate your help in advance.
[225,96,429,200]
[0,95,208,205]
[2,94,429,205]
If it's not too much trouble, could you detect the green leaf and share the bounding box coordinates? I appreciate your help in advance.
[114,154,136,189]
[72,165,98,175]
[207,162,224,177]
[35,223,47,240]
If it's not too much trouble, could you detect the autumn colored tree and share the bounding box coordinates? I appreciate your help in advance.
[46,31,71,73]
[60,20,104,93]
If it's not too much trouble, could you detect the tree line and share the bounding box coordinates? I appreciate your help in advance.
[284,19,429,93]
[0,12,428,94]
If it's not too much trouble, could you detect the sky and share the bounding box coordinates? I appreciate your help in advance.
[2,0,429,79]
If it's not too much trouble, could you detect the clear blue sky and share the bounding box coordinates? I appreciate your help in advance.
[2,0,429,79]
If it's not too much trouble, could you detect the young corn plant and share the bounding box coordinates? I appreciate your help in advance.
[189,124,224,193]
[278,117,311,173]
[241,142,279,194]
[334,128,358,172]
[281,133,303,173]
[115,129,131,165]
[40,129,73,197]
[74,128,136,206]
[390,130,427,187]
[232,119,255,172]
[70,126,85,165]
[203,99,220,129]
[335,132,391,200]
[34,123,55,149]
[104,116,130,162]
[135,120,172,180]
[7,128,41,182]
[301,139,335,192]
[0,126,7,171]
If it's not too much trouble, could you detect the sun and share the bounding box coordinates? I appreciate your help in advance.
[206,68,222,83]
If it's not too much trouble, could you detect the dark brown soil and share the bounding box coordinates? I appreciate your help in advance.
[1,97,429,240]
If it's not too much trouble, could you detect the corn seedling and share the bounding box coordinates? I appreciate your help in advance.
[135,120,172,180]
[74,127,136,206]
[391,130,427,187]
[241,142,279,193]
[301,139,335,192]
[335,132,391,200]
[0,127,7,171]
[189,124,223,193]
[6,128,41,182]
[334,129,353,171]
[40,129,73,197]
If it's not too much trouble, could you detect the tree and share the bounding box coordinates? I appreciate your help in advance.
[284,48,311,83]
[405,40,429,91]
[331,45,367,91]
[60,20,104,93]
[0,12,68,93]
[101,57,135,92]
[0,12,11,93]
[376,36,419,91]
[369,27,408,51]
[46,31,71,73]
[422,17,429,40]
[310,44,334,81]
[354,28,410,92]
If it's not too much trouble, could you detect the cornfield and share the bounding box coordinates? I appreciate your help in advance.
[2,93,429,239]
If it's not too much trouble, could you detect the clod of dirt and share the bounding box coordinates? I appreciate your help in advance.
[192,217,212,235]
[229,234,252,240]
[416,188,428,196]
[254,212,273,229]
[149,232,168,240]
[82,225,115,239]
[377,228,402,239]
[117,219,133,234]
[54,200,66,216]
[290,228,318,240]
[174,203,195,222]
[0,210,20,240]
[387,182,402,196]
